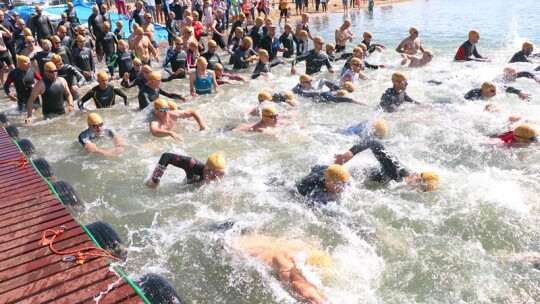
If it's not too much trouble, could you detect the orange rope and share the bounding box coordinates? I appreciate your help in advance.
[40,227,121,265]
[0,151,30,170]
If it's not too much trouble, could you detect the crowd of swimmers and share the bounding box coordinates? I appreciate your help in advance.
[1,3,539,303]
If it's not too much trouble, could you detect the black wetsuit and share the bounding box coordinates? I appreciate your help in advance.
[52,45,72,65]
[41,77,67,117]
[88,13,105,53]
[296,165,332,205]
[129,9,144,28]
[227,20,247,44]
[379,88,419,112]
[150,153,206,184]
[3,67,42,110]
[64,9,81,26]
[464,88,483,100]
[61,35,73,49]
[58,63,85,99]
[508,50,540,63]
[248,25,263,48]
[0,17,16,64]
[165,18,177,47]
[107,50,135,79]
[72,47,95,81]
[349,137,410,182]
[31,14,54,42]
[292,50,333,75]
[232,46,257,70]
[201,51,224,71]
[454,40,483,61]
[138,84,182,109]
[252,61,280,79]
[58,20,76,38]
[78,83,128,109]
[279,32,295,58]
[31,51,54,76]
[162,48,188,79]
[96,31,119,63]
[292,84,355,103]
[114,28,125,42]
[258,34,281,61]
[121,75,147,89]
[14,27,27,54]
[295,38,308,56]
[212,17,227,49]
[360,39,377,54]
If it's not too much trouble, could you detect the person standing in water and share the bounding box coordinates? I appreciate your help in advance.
[454,29,489,62]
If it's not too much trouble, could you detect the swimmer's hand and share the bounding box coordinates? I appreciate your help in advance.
[71,85,79,92]
[334,150,354,165]
[146,179,160,188]
[191,92,199,98]
[169,131,183,141]
[175,68,185,75]
[534,76,540,84]
[378,64,387,69]
[286,98,297,107]
[24,117,33,124]
[518,91,532,101]
[199,122,207,131]
[352,98,367,106]
[8,93,17,101]
[181,95,191,102]
[291,66,297,75]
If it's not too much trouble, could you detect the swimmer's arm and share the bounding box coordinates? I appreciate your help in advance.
[404,92,420,104]
[516,71,535,79]
[3,76,13,95]
[395,39,406,53]
[162,51,174,74]
[177,109,206,131]
[210,71,221,93]
[77,89,95,110]
[149,121,183,140]
[62,78,74,111]
[25,81,46,123]
[113,88,129,106]
[189,71,197,96]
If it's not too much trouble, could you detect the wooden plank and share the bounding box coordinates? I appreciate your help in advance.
[0,219,81,255]
[0,201,65,229]
[117,295,146,304]
[65,281,136,304]
[0,185,54,209]
[0,209,71,238]
[0,197,59,223]
[0,179,46,200]
[0,169,41,186]
[0,214,73,243]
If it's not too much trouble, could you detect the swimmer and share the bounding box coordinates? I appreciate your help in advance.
[231,37,258,70]
[189,57,221,97]
[278,24,295,58]
[202,40,230,71]
[108,39,136,80]
[295,30,309,56]
[508,41,540,63]
[340,58,368,84]
[379,72,421,112]
[464,81,497,100]
[334,20,355,53]
[78,71,128,109]
[162,37,188,81]
[454,29,489,62]
[72,35,95,82]
[296,163,352,205]
[122,63,152,89]
[237,234,331,304]
[146,152,226,188]
[295,13,314,40]
[57,25,73,48]
[78,113,124,157]
[489,124,538,147]
[291,36,334,76]
[139,71,189,109]
[400,50,433,68]
[258,24,286,62]
[149,98,206,141]
[3,55,42,111]
[334,138,440,191]
[337,119,388,138]
[395,27,425,55]
[131,27,160,64]
[141,13,157,49]
[213,63,251,84]
[25,62,74,124]
[88,6,105,60]
[251,49,285,79]
[95,21,119,64]
[31,39,53,76]
[20,35,42,59]
[51,35,72,66]
[249,90,297,116]
[51,54,85,101]
[361,31,385,53]
[233,104,280,133]
[31,6,54,45]
[293,74,366,105]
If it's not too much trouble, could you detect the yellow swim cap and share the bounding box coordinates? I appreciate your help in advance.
[409,26,418,33]
[335,89,348,97]
[133,58,142,65]
[103,21,110,29]
[350,58,362,67]
[391,72,407,82]
[255,17,264,25]
[51,35,61,43]
[262,105,278,117]
[235,27,244,34]
[324,164,350,183]
[136,27,144,35]
[371,119,388,139]
[44,62,56,72]
[168,101,178,111]
[299,30,308,38]
[76,34,86,42]
[77,25,86,32]
[97,71,109,81]
[313,36,324,44]
[116,20,123,26]
[189,39,198,47]
[514,124,538,143]
[118,39,128,47]
[243,37,253,46]
[363,31,372,38]
[206,153,226,170]
[213,63,224,70]
[175,37,183,44]
[51,54,62,64]
[154,98,168,109]
[148,71,161,80]
[356,43,367,51]
[87,113,103,125]
[58,25,67,32]
[343,81,356,93]
[284,91,294,101]
[258,49,268,57]
[207,39,217,47]
[420,171,439,191]
[42,39,51,46]
[17,55,30,65]
[325,43,335,51]
[305,250,332,273]
[299,74,311,83]
[258,90,272,102]
[142,65,153,73]
[197,57,208,65]
[481,81,496,92]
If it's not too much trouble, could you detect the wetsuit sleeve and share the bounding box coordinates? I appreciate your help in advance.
[113,87,129,105]
[3,75,13,95]
[324,94,355,103]
[78,130,91,145]
[516,71,535,79]
[464,88,481,100]
[47,18,54,34]
[324,57,333,70]
[321,80,340,91]
[158,88,182,99]
[121,78,138,88]
[504,86,521,95]
[296,165,326,196]
[349,136,377,155]
[270,59,281,68]
[403,92,419,104]
[69,65,86,87]
[150,153,205,183]
[251,63,263,79]
[364,61,379,70]
[340,53,353,60]
[472,46,482,59]
[368,140,410,182]
[138,90,152,109]
[35,72,42,80]
[162,50,175,74]
[78,88,96,109]
[291,51,311,66]
[89,51,95,72]
[107,52,121,75]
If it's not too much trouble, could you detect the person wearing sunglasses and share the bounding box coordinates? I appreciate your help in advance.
[122,64,153,89]
[58,14,75,40]
[490,124,538,147]
[19,34,41,58]
[464,81,503,101]
[248,90,296,116]
[107,40,136,80]
[63,2,81,27]
[360,31,385,54]
[31,38,55,77]
[56,25,73,48]
[51,36,72,66]
[78,113,125,157]
[30,6,54,46]
[78,71,128,110]
[72,35,96,82]
[454,29,489,62]
[51,54,85,101]
[139,71,188,109]
[121,57,143,83]
[96,22,119,65]
[296,163,352,205]
[291,36,334,76]
[379,72,421,113]
[334,138,439,192]
[3,55,42,111]
[13,19,28,54]
[149,98,206,141]
[25,62,74,124]
[292,74,366,105]
[146,152,225,188]
[395,26,425,55]
[400,50,433,68]
[233,104,281,133]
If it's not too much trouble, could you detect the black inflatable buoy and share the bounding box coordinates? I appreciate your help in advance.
[0,112,8,125]
[5,125,20,139]
[53,181,82,206]
[137,273,186,304]
[33,158,54,179]
[17,138,36,156]
[85,221,127,261]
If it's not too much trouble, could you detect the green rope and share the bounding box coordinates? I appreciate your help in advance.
[7,128,151,304]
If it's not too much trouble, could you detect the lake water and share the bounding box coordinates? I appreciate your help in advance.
[2,0,540,302]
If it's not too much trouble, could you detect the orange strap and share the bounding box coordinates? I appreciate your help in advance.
[0,151,30,169]
[40,227,121,265]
